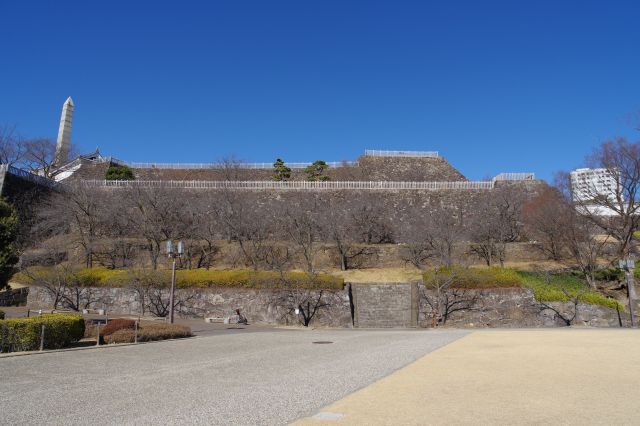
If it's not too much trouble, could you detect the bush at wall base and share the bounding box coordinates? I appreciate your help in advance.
[0,314,85,352]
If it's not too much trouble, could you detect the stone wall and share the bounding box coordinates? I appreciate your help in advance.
[357,156,467,181]
[71,155,469,182]
[352,283,418,328]
[27,283,628,329]
[418,287,627,328]
[27,285,353,328]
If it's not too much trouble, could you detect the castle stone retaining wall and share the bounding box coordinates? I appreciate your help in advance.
[26,285,353,328]
[26,284,627,328]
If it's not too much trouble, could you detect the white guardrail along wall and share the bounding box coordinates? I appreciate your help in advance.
[106,149,441,169]
[81,180,496,190]
[107,158,357,170]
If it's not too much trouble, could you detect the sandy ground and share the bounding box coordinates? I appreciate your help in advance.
[296,329,640,426]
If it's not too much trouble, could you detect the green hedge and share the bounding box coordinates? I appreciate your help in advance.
[0,314,85,352]
[518,272,623,310]
[423,267,523,289]
[0,310,4,320]
[422,267,622,310]
[105,165,135,180]
[15,267,344,290]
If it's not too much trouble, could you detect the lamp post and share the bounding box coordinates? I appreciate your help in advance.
[619,258,636,328]
[166,240,184,324]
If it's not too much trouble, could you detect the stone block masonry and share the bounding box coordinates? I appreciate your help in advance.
[26,283,627,328]
[352,283,419,328]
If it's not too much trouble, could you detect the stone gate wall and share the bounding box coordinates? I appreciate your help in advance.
[352,283,418,328]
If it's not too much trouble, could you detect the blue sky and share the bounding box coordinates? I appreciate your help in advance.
[1,1,639,181]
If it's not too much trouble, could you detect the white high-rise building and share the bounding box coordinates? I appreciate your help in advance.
[570,167,617,202]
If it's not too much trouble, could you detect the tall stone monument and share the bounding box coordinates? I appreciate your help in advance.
[55,96,74,166]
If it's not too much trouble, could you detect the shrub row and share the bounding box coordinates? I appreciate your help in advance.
[0,310,4,320]
[101,318,135,336]
[0,314,85,352]
[104,323,192,344]
[423,267,523,289]
[15,267,344,290]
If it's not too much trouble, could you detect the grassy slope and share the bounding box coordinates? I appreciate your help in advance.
[517,271,623,310]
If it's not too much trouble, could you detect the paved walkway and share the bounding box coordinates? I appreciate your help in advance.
[0,329,466,425]
[296,329,640,425]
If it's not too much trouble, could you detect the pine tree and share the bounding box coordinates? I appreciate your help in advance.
[0,198,18,290]
[273,158,292,181]
[304,160,330,181]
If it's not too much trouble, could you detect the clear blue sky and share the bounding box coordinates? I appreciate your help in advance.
[1,1,639,181]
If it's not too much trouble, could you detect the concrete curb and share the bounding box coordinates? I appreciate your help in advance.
[0,335,200,359]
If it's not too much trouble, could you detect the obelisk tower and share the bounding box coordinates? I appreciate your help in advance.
[55,97,74,166]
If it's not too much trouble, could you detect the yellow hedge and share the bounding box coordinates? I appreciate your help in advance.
[15,267,344,290]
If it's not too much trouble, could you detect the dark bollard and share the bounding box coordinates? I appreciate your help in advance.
[39,325,45,351]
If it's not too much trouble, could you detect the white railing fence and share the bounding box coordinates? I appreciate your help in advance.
[81,180,495,190]
[106,157,358,170]
[493,172,535,181]
[0,164,58,188]
[363,150,439,158]
[103,148,443,169]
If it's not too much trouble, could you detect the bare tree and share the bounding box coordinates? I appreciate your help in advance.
[0,124,25,166]
[401,205,465,269]
[282,195,322,274]
[577,138,640,260]
[127,187,185,269]
[534,270,589,326]
[351,196,394,244]
[218,155,246,181]
[469,187,524,267]
[37,183,107,268]
[21,138,58,178]
[522,186,567,261]
[218,192,272,270]
[523,184,607,289]
[60,279,103,311]
[94,191,137,268]
[561,209,608,289]
[146,281,195,318]
[24,265,101,311]
[126,269,166,315]
[23,266,69,309]
[421,268,478,327]
[265,253,335,327]
[320,198,376,271]
[569,138,640,300]
[186,193,223,269]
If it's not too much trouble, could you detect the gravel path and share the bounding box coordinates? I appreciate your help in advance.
[1,328,467,425]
